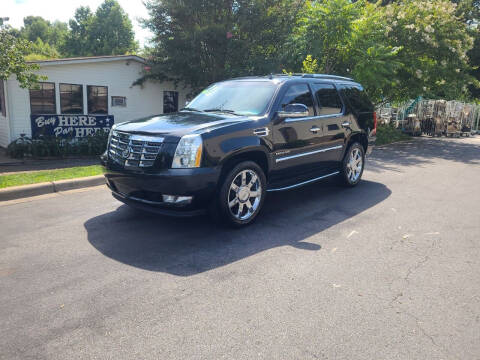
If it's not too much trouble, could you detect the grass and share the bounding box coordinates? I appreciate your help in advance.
[376,124,412,146]
[0,165,103,189]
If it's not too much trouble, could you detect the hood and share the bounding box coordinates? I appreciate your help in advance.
[114,111,249,140]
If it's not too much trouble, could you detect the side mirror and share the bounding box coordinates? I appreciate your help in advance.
[277,103,309,120]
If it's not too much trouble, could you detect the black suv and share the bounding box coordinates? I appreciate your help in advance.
[101,74,376,227]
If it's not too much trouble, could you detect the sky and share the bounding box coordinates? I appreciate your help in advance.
[1,0,153,46]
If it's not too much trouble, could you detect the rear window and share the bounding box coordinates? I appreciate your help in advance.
[312,83,343,115]
[339,84,373,113]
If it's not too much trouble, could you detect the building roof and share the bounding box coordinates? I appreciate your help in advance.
[30,55,147,67]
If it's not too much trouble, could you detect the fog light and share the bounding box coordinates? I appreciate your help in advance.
[162,195,193,205]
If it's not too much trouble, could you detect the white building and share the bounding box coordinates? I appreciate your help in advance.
[0,55,189,148]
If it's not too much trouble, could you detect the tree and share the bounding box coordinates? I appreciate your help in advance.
[63,0,137,57]
[289,0,475,104]
[142,0,302,92]
[0,30,45,88]
[63,6,94,57]
[89,0,138,55]
[19,16,68,60]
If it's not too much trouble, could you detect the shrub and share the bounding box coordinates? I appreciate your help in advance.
[6,131,109,159]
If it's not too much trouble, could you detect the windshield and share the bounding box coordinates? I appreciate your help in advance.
[185,81,278,116]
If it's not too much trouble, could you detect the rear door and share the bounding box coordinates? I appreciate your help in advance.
[311,83,348,169]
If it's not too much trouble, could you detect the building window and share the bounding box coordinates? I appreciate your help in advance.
[0,81,5,117]
[111,96,127,107]
[29,82,56,115]
[163,91,178,113]
[60,83,83,114]
[87,85,108,114]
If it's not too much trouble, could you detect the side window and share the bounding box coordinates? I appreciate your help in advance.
[340,85,373,113]
[87,85,108,114]
[280,84,314,117]
[60,83,83,114]
[163,91,179,113]
[29,82,56,115]
[312,83,343,115]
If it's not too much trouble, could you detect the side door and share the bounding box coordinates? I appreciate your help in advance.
[311,83,349,170]
[271,83,324,182]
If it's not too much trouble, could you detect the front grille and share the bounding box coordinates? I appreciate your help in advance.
[109,131,164,168]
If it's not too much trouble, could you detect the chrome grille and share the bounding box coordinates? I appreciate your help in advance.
[109,131,164,168]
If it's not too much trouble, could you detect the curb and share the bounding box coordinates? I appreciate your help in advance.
[0,175,105,202]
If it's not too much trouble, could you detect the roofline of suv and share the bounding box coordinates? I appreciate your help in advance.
[226,73,355,83]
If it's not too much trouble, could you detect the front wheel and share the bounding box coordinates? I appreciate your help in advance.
[211,161,266,228]
[339,142,365,187]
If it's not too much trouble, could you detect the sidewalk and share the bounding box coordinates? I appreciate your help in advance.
[0,147,99,175]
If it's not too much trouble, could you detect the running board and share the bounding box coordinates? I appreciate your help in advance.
[267,171,340,192]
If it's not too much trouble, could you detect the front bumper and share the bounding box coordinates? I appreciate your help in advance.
[102,156,221,216]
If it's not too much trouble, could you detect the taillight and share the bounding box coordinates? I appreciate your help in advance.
[372,111,377,136]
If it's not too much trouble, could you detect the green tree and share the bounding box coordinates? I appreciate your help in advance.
[0,30,45,88]
[142,0,302,92]
[20,16,68,54]
[63,1,137,57]
[63,6,94,56]
[89,0,138,55]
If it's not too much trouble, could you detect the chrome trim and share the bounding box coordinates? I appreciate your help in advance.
[130,134,165,143]
[285,113,343,123]
[253,127,270,137]
[276,145,343,163]
[310,126,320,133]
[267,171,340,192]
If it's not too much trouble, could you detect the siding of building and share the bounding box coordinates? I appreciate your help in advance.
[3,59,189,146]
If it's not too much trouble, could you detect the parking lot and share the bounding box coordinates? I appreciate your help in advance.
[1,136,479,360]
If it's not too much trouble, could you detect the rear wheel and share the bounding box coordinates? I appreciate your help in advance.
[211,161,266,228]
[339,142,365,187]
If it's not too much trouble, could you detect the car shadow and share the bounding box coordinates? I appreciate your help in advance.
[84,178,391,276]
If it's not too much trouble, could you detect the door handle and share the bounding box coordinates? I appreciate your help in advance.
[310,126,320,133]
[341,121,351,128]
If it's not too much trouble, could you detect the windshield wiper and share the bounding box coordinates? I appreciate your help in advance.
[203,108,240,116]
[180,107,204,112]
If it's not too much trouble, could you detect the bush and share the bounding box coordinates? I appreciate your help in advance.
[376,124,412,146]
[6,132,109,159]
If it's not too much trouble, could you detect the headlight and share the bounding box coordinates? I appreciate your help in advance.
[172,134,203,168]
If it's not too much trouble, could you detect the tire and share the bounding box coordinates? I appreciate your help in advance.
[339,142,365,187]
[210,161,267,228]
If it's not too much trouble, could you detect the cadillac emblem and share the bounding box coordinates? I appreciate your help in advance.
[122,146,131,159]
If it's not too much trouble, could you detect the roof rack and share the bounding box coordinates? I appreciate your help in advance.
[272,73,353,81]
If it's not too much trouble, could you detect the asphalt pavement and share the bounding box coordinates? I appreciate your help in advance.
[1,136,479,360]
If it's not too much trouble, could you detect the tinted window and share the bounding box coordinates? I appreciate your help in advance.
[163,91,179,113]
[30,82,56,114]
[60,84,83,114]
[340,84,373,113]
[280,84,314,117]
[312,83,343,115]
[87,86,108,114]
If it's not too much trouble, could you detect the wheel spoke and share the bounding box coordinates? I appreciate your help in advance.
[238,202,244,215]
[245,200,253,210]
[230,183,239,192]
[241,171,247,186]
[229,198,238,208]
[247,174,257,189]
[249,191,259,198]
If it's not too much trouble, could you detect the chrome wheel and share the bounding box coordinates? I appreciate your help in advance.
[346,147,363,183]
[227,169,262,221]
